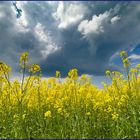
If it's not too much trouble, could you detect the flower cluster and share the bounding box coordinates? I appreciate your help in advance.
[29,64,41,74]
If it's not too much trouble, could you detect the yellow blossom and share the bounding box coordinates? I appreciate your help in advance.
[112,112,119,121]
[57,108,63,114]
[86,112,91,116]
[0,62,11,74]
[56,71,61,78]
[29,64,41,74]
[44,111,52,118]
[20,52,28,63]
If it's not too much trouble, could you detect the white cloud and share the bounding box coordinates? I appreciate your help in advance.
[128,54,140,60]
[53,2,87,29]
[111,16,120,24]
[0,10,5,19]
[78,11,112,56]
[34,23,60,58]
[78,11,110,35]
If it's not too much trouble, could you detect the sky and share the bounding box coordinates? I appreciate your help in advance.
[0,1,140,88]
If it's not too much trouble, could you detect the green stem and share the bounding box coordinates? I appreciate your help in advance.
[21,61,26,92]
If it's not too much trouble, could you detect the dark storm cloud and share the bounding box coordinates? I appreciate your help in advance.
[41,2,140,76]
[0,1,140,77]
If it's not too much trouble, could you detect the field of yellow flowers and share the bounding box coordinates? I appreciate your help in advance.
[0,51,140,138]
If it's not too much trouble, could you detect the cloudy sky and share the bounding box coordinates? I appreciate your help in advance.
[0,1,140,87]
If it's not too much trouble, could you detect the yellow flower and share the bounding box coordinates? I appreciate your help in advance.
[57,108,63,114]
[56,71,61,78]
[44,111,52,118]
[124,63,130,68]
[120,51,127,57]
[20,52,28,63]
[13,114,18,119]
[131,68,137,73]
[29,64,41,74]
[22,114,26,120]
[86,112,91,116]
[19,52,29,69]
[112,112,119,121]
[13,114,20,121]
[68,68,78,79]
[106,70,111,76]
[107,106,112,113]
[81,74,87,81]
[136,64,140,68]
[54,99,63,109]
[0,62,11,74]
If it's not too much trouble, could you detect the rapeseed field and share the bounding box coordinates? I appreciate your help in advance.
[0,51,140,138]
